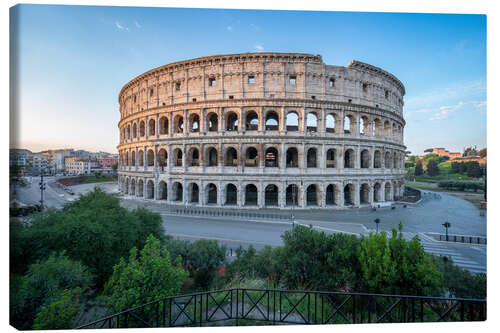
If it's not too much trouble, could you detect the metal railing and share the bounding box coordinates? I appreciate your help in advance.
[76,288,486,329]
[437,234,487,245]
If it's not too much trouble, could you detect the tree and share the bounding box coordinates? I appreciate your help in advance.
[103,235,188,314]
[359,229,443,296]
[451,162,460,174]
[10,252,93,330]
[424,148,434,153]
[463,146,478,157]
[186,239,227,289]
[426,159,440,176]
[414,159,424,176]
[478,148,486,158]
[466,161,482,178]
[112,162,118,172]
[32,288,83,330]
[10,164,27,194]
[406,155,417,164]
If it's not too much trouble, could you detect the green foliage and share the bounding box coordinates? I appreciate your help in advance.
[478,148,486,158]
[437,180,484,192]
[227,245,282,284]
[32,288,83,330]
[359,229,443,296]
[10,252,93,330]
[16,188,165,288]
[426,159,440,176]
[414,159,423,176]
[103,235,188,313]
[466,161,482,178]
[406,155,417,163]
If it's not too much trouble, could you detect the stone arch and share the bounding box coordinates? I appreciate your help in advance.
[325,113,335,133]
[344,114,355,134]
[373,118,382,136]
[286,111,299,131]
[146,149,154,166]
[306,184,319,206]
[226,111,239,131]
[159,116,168,134]
[127,124,131,139]
[344,183,354,206]
[344,149,355,168]
[286,147,299,168]
[149,119,155,136]
[384,120,391,137]
[286,184,300,206]
[174,115,184,133]
[137,150,144,167]
[130,178,136,196]
[207,112,218,132]
[374,150,381,168]
[189,113,200,132]
[206,183,217,205]
[206,147,218,167]
[124,178,129,194]
[245,184,258,206]
[225,183,237,205]
[326,184,336,205]
[137,179,144,197]
[326,148,336,168]
[158,181,168,200]
[265,184,279,206]
[361,149,370,168]
[245,146,258,167]
[146,179,154,199]
[246,110,259,130]
[360,116,370,135]
[392,123,397,138]
[306,112,318,132]
[157,148,168,169]
[172,182,183,202]
[373,182,382,202]
[385,182,392,201]
[307,147,318,168]
[133,122,137,138]
[131,151,136,166]
[265,110,279,131]
[173,148,183,167]
[265,147,279,167]
[360,183,370,204]
[393,152,399,169]
[139,120,146,137]
[188,183,199,203]
[385,151,392,169]
[225,147,238,166]
[187,147,200,167]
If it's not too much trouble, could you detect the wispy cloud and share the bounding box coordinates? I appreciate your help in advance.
[115,21,129,31]
[429,101,464,121]
[226,25,233,32]
[250,23,261,31]
[134,21,142,29]
[254,44,264,51]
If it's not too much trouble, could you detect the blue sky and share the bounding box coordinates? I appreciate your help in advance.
[10,4,486,154]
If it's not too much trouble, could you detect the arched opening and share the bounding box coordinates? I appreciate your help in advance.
[245,184,258,206]
[326,114,335,133]
[173,182,183,202]
[189,183,199,203]
[174,149,183,167]
[265,111,279,131]
[373,118,381,136]
[392,123,397,138]
[206,183,217,204]
[373,183,381,202]
[384,121,390,137]
[344,184,354,206]
[385,183,392,201]
[133,123,137,138]
[149,119,155,136]
[306,113,318,132]
[147,149,154,167]
[286,112,299,131]
[159,181,168,200]
[360,116,369,135]
[361,150,370,168]
[124,178,129,194]
[344,149,355,168]
[207,113,218,132]
[245,147,258,167]
[139,121,145,137]
[326,149,336,168]
[326,184,336,205]
[286,184,299,206]
[360,183,370,204]
[146,180,154,199]
[137,150,144,167]
[374,151,381,168]
[306,184,318,206]
[246,111,259,131]
[157,149,167,170]
[159,116,168,135]
[174,115,184,134]
[265,184,279,206]
[206,147,218,167]
[344,116,353,134]
[265,147,279,167]
[131,151,136,166]
[286,147,298,168]
[130,179,136,196]
[127,124,131,139]
[307,148,317,168]
[385,152,392,169]
[187,147,200,167]
[190,114,200,133]
[226,112,238,131]
[225,147,238,166]
[225,184,237,205]
[137,179,144,197]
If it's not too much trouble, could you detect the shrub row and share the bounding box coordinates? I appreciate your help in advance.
[438,180,484,191]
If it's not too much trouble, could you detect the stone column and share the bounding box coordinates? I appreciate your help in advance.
[143,147,147,171]
[237,182,243,207]
[220,107,225,133]
[167,145,172,172]
[200,181,205,206]
[201,108,207,134]
[145,116,149,139]
[143,178,147,199]
[368,185,374,205]
[156,114,159,139]
[353,182,360,207]
[135,147,138,171]
[182,144,187,171]
[279,106,286,133]
[280,143,286,171]
[184,109,189,136]
[182,179,188,205]
[338,184,344,207]
[258,182,264,208]
[169,113,174,137]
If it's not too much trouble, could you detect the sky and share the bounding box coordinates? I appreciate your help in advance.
[9,4,486,155]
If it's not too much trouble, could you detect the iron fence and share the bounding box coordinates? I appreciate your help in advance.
[76,288,486,329]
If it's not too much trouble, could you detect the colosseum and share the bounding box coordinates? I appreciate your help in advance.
[117,52,406,209]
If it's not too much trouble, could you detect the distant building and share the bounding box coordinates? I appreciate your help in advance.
[431,148,461,159]
[97,157,118,168]
[452,155,487,166]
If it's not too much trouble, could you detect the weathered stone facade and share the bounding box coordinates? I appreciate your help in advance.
[117,52,406,209]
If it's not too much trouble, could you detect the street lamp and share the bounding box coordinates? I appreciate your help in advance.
[39,171,46,210]
[442,222,451,241]
[374,218,381,233]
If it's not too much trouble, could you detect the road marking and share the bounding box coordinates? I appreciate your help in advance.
[167,233,276,246]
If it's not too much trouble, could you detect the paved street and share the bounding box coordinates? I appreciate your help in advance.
[12,178,486,274]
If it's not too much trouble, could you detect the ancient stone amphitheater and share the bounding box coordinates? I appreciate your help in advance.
[117,52,406,209]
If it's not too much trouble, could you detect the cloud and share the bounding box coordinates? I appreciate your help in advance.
[226,26,233,32]
[429,101,464,121]
[415,109,433,113]
[115,21,129,31]
[134,21,142,28]
[254,44,264,51]
[250,23,260,31]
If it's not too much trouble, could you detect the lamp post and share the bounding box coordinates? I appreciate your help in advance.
[442,222,451,241]
[374,218,380,233]
[39,171,46,210]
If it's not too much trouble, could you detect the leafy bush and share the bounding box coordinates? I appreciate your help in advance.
[438,180,484,191]
[32,288,83,330]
